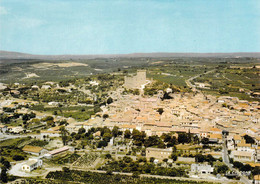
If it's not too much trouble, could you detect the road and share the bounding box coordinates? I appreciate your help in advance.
[0,134,41,141]
[222,135,252,184]
[185,69,216,91]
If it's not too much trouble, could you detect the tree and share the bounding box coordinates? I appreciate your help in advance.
[163,158,168,163]
[97,140,108,148]
[13,155,25,161]
[107,97,113,104]
[103,132,112,142]
[233,161,244,170]
[123,156,133,163]
[201,137,209,145]
[195,154,205,163]
[161,133,171,142]
[178,133,191,144]
[241,164,252,171]
[161,92,173,100]
[132,129,146,146]
[112,126,119,137]
[193,135,200,144]
[144,135,165,148]
[170,153,178,161]
[60,126,69,145]
[243,135,255,144]
[124,129,131,139]
[167,136,177,147]
[78,127,86,134]
[0,158,10,170]
[62,167,70,172]
[132,171,140,178]
[106,169,113,175]
[216,164,229,174]
[149,157,155,163]
[157,108,164,115]
[103,114,109,119]
[0,167,8,183]
[105,153,112,159]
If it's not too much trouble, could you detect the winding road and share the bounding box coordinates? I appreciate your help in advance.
[185,69,216,91]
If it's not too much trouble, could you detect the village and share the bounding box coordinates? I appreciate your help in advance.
[0,70,260,184]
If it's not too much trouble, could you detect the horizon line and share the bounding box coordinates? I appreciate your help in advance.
[1,50,260,56]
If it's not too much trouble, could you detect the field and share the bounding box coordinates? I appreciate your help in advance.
[0,57,259,101]
[72,152,100,168]
[30,105,95,121]
[45,170,218,184]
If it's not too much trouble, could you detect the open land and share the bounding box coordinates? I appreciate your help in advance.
[0,54,259,184]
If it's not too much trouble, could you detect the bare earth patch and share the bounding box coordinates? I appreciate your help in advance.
[33,62,88,68]
[24,73,39,78]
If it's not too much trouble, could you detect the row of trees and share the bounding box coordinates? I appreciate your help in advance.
[100,156,187,177]
[64,125,210,150]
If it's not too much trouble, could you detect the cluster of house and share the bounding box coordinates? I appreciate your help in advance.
[21,144,74,172]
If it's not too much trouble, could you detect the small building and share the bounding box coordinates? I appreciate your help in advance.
[254,175,260,184]
[232,150,255,162]
[208,133,222,144]
[21,158,42,172]
[0,124,8,133]
[237,140,254,152]
[233,135,242,145]
[8,126,24,134]
[190,164,214,174]
[177,157,195,163]
[44,146,74,158]
[31,85,39,90]
[146,147,172,161]
[40,130,60,140]
[22,145,48,156]
[41,85,51,90]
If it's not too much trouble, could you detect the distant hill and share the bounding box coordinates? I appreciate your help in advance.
[1,50,260,60]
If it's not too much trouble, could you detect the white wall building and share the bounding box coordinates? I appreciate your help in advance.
[21,158,42,172]
[190,164,214,174]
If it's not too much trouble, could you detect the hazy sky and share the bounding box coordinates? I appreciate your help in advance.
[0,0,259,55]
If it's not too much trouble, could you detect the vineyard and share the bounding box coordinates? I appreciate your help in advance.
[55,153,81,165]
[72,152,99,168]
[45,170,218,184]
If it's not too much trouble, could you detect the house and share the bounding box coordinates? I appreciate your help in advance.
[41,85,51,90]
[40,130,60,140]
[246,128,258,137]
[256,147,260,163]
[232,150,255,162]
[44,146,74,158]
[146,147,172,161]
[8,126,24,133]
[22,145,48,156]
[194,83,210,89]
[233,135,242,145]
[190,164,214,174]
[254,175,260,184]
[0,83,7,90]
[48,102,59,106]
[31,85,39,90]
[209,127,222,134]
[0,124,8,133]
[21,158,42,172]
[237,140,255,152]
[208,134,222,144]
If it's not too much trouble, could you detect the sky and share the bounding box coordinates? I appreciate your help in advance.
[0,0,259,55]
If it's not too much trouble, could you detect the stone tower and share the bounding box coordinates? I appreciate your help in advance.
[124,70,146,89]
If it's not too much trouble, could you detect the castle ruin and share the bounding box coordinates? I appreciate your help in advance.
[124,70,146,89]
